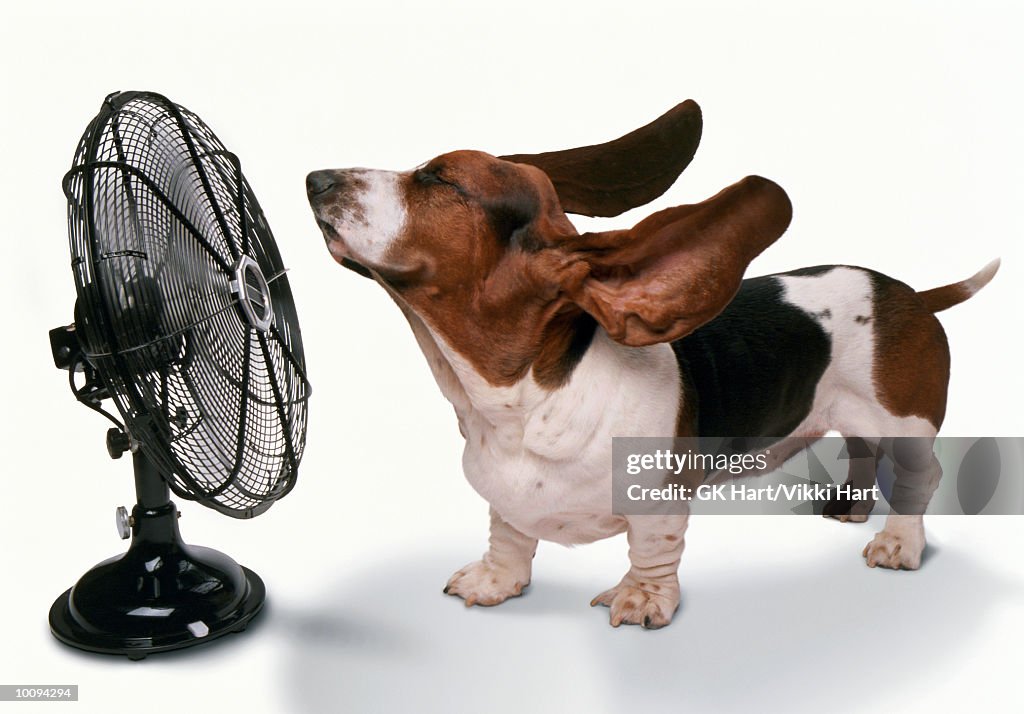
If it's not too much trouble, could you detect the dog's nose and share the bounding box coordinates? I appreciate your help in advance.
[306,170,337,197]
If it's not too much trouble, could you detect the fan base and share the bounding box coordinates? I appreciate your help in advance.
[48,502,266,660]
[49,567,264,660]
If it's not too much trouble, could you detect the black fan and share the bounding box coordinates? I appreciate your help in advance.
[48,91,310,659]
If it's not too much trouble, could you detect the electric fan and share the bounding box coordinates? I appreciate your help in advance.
[48,91,310,659]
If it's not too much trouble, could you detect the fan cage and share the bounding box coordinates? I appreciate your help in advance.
[64,91,310,518]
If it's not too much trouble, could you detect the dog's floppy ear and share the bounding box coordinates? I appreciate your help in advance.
[560,176,792,346]
[500,100,702,218]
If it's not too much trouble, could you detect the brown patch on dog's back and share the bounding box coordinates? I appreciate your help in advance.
[870,273,950,428]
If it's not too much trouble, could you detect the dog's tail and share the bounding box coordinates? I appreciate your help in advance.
[917,258,1001,313]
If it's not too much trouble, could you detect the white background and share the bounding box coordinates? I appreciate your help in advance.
[2,1,1022,712]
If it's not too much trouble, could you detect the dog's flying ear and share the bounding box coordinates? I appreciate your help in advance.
[560,176,792,346]
[500,100,702,218]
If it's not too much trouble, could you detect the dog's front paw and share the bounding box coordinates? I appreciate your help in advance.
[590,577,679,629]
[862,530,924,570]
[444,559,529,607]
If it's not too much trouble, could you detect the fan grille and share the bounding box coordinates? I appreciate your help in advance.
[64,91,309,517]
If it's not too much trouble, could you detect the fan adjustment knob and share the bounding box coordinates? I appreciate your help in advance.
[115,506,133,540]
[106,428,132,459]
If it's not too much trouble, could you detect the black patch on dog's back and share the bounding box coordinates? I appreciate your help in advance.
[673,270,833,438]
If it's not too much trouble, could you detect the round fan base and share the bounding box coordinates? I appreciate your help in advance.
[49,563,265,660]
[48,506,266,660]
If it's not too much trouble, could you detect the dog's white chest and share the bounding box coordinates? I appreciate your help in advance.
[443,331,682,544]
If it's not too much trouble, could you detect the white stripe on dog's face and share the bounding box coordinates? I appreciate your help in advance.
[309,168,407,268]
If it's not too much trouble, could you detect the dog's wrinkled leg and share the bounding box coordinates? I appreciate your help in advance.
[591,512,688,629]
[445,508,537,607]
[863,436,940,570]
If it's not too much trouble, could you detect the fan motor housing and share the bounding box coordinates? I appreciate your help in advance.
[230,255,274,332]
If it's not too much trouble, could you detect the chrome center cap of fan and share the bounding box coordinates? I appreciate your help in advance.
[230,255,273,332]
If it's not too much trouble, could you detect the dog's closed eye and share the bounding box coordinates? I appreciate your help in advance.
[415,166,461,191]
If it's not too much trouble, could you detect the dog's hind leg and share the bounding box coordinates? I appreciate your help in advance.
[823,437,880,523]
[861,433,942,570]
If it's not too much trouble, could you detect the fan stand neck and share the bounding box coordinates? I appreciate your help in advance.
[133,450,171,510]
[48,452,266,659]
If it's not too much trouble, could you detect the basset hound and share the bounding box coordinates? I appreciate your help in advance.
[307,101,998,628]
